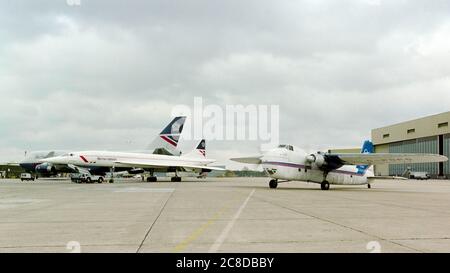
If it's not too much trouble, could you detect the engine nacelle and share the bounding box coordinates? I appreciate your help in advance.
[35,163,57,174]
[305,153,326,168]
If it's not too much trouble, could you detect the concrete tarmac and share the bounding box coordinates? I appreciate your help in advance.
[0,177,450,253]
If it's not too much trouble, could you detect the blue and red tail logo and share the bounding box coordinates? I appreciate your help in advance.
[159,116,186,147]
[160,135,180,147]
[197,139,206,157]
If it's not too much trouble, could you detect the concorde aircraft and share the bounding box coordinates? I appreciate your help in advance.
[15,116,186,178]
[42,138,223,182]
[231,140,448,190]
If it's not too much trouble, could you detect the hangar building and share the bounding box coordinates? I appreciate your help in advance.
[372,111,450,178]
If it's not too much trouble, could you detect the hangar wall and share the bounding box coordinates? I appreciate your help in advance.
[444,134,450,175]
[373,144,389,176]
[388,137,439,176]
[372,111,450,178]
[328,148,360,154]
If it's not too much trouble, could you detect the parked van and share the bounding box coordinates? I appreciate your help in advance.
[20,173,35,181]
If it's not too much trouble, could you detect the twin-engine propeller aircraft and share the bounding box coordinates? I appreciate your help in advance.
[231,141,448,190]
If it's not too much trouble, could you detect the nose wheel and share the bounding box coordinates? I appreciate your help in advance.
[109,166,115,183]
[367,184,371,189]
[320,170,330,190]
[269,179,278,189]
[321,181,330,190]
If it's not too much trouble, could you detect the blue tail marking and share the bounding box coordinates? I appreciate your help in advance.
[356,140,373,174]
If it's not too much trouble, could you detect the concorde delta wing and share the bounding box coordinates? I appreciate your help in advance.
[114,159,225,171]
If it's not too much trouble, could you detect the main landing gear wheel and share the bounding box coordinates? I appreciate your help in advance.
[367,184,371,189]
[147,176,157,182]
[109,166,115,184]
[269,179,278,189]
[171,177,182,182]
[321,181,330,191]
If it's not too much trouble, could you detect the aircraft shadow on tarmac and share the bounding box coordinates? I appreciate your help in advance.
[228,184,414,193]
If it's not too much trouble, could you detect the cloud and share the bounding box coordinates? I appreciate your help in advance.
[1,0,450,168]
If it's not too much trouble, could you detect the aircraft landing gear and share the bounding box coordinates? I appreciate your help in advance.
[367,184,371,189]
[109,166,115,183]
[269,179,278,189]
[321,170,330,190]
[147,176,157,182]
[321,181,330,191]
[171,176,182,182]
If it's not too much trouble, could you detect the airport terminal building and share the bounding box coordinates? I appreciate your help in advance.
[372,111,450,178]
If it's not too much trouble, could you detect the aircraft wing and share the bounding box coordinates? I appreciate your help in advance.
[331,153,448,166]
[367,176,408,180]
[114,160,226,171]
[230,156,262,164]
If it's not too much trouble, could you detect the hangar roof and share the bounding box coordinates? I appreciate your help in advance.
[372,111,450,145]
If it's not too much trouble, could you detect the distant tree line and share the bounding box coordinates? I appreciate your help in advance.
[0,165,24,179]
[221,170,266,177]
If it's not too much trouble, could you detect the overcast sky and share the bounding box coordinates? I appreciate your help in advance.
[1,0,450,168]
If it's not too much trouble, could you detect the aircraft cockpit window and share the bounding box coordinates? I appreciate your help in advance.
[278,144,294,151]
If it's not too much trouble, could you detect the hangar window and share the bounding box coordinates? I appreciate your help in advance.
[407,128,415,134]
[383,134,390,139]
[438,122,448,128]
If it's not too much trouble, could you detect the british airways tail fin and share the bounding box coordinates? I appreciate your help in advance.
[146,116,186,156]
[185,139,206,159]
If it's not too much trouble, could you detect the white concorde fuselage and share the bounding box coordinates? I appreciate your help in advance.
[44,151,216,169]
